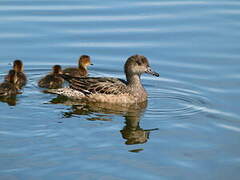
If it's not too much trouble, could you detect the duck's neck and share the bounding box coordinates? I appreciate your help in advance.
[126,74,147,102]
[53,71,60,75]
[14,66,23,73]
[126,74,143,89]
[79,64,86,70]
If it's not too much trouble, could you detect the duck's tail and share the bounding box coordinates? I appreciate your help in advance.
[43,88,60,94]
[43,88,71,95]
[43,88,84,100]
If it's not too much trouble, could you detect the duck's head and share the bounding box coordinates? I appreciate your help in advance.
[13,59,24,73]
[78,55,93,68]
[52,65,62,74]
[124,55,159,77]
[7,70,17,83]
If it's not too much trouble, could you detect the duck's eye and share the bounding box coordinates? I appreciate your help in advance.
[136,60,142,66]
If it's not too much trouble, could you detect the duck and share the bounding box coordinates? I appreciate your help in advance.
[46,55,159,104]
[63,55,93,77]
[38,65,64,89]
[0,70,19,97]
[5,59,27,89]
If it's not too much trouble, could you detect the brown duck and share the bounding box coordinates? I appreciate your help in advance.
[0,70,19,97]
[5,59,27,89]
[38,65,64,89]
[63,55,93,77]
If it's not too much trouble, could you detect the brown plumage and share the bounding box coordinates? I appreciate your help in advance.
[0,70,19,97]
[46,55,159,104]
[38,65,64,89]
[63,55,93,77]
[5,59,27,89]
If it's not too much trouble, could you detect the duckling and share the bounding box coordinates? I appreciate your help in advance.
[46,55,159,104]
[63,55,93,77]
[38,65,64,89]
[5,59,27,88]
[0,70,19,97]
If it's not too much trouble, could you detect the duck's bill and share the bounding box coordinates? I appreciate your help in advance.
[145,67,159,77]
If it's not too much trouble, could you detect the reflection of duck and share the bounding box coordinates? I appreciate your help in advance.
[120,113,158,145]
[59,100,147,120]
[50,97,158,145]
[0,96,17,106]
[121,123,149,145]
[46,55,159,104]
[0,70,19,97]
[5,59,27,89]
[119,102,158,145]
[38,65,64,89]
[63,55,93,77]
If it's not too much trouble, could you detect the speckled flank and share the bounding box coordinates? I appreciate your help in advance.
[87,93,136,103]
[46,88,85,100]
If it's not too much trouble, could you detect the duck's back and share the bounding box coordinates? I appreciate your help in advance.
[5,72,26,89]
[63,67,87,77]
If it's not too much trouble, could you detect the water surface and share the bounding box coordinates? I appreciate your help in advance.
[0,0,240,179]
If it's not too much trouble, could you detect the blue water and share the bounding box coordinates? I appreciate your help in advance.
[0,0,240,179]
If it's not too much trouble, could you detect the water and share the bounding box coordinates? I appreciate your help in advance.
[0,0,240,179]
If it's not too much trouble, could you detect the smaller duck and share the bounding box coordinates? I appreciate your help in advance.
[38,65,64,89]
[0,70,19,97]
[5,59,27,89]
[63,55,93,77]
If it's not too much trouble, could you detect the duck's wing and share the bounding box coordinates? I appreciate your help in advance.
[63,67,87,77]
[62,75,128,96]
[17,72,27,84]
[38,74,64,89]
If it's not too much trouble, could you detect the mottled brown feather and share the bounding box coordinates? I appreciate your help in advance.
[62,75,128,96]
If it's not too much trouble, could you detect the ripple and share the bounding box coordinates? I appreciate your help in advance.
[65,26,211,34]
[135,1,209,6]
[0,14,175,22]
[214,9,240,15]
[147,88,208,118]
[0,5,108,11]
[136,1,240,7]
[160,60,213,70]
[199,107,239,119]
[58,42,177,48]
[0,33,39,38]
[217,124,240,132]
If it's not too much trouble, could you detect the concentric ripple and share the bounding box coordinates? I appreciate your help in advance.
[147,87,209,118]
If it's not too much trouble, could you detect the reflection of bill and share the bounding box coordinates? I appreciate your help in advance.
[50,97,158,145]
[121,125,150,145]
[120,113,158,145]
